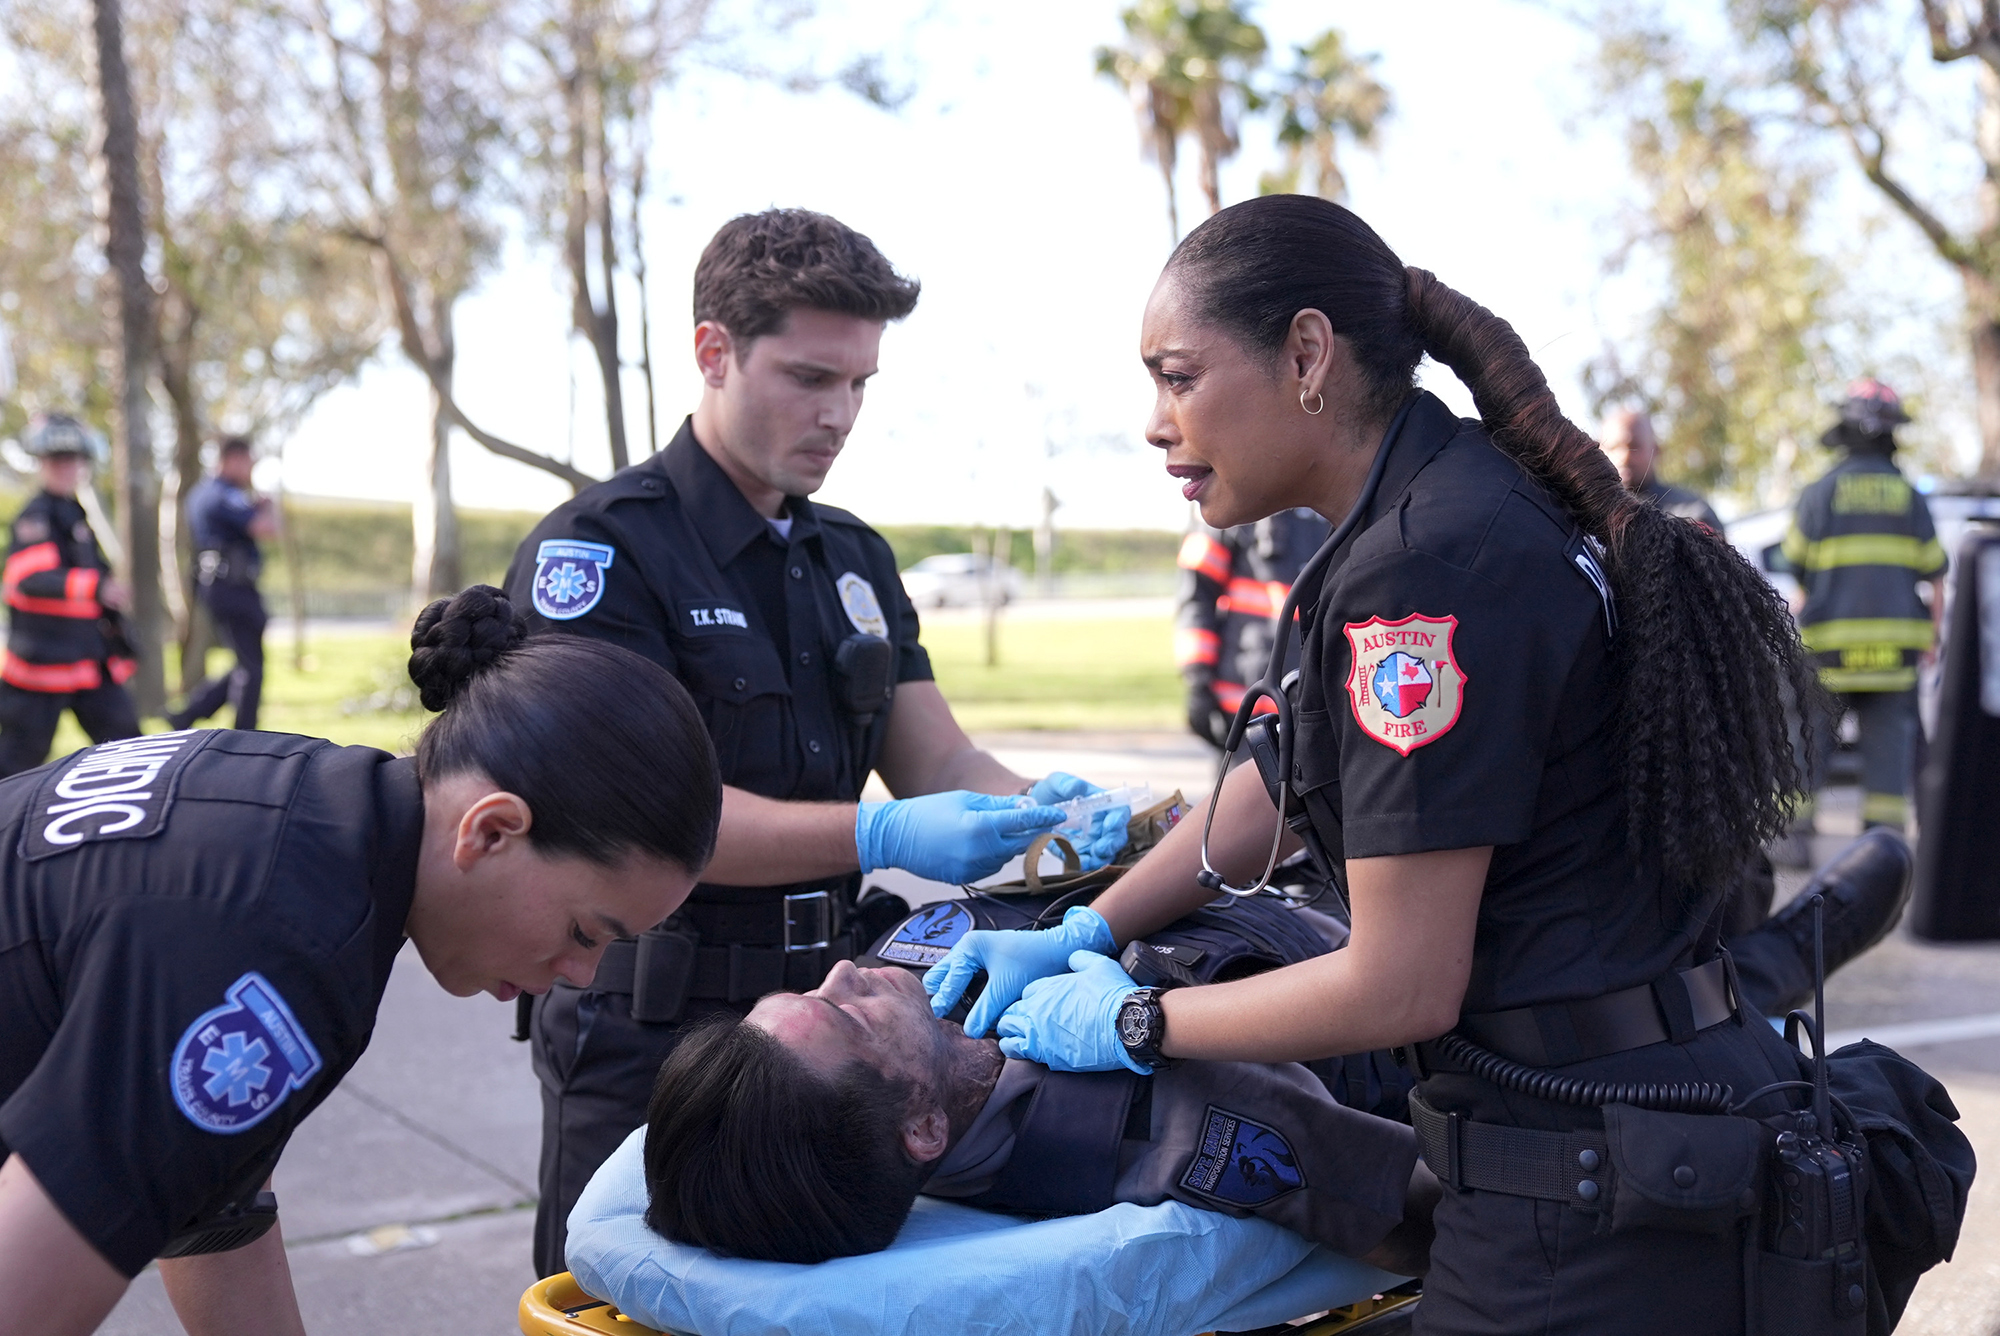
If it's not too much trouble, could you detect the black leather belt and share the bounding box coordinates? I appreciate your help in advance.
[1457,956,1736,1068]
[1410,1090,1609,1206]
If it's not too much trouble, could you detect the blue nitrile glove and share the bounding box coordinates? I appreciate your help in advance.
[1028,772,1131,872]
[854,790,1066,886]
[923,904,1116,1036]
[995,950,1151,1074]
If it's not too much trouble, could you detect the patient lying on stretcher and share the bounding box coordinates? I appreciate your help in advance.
[642,959,1437,1273]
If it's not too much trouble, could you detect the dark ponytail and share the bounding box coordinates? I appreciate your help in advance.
[1169,196,1821,888]
[408,585,721,873]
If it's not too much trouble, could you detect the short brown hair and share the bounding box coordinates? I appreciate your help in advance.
[643,1017,928,1263]
[692,209,920,350]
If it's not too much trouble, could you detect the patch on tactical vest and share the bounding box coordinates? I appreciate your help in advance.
[1180,1104,1305,1207]
[531,539,615,620]
[837,571,888,638]
[1343,613,1466,755]
[877,901,972,967]
[20,730,214,860]
[171,972,324,1134]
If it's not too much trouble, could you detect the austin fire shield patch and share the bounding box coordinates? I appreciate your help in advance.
[1343,613,1466,755]
[1180,1105,1305,1207]
[171,973,324,1135]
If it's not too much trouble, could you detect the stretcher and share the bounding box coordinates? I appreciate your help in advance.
[526,1127,1421,1336]
[518,1271,1419,1335]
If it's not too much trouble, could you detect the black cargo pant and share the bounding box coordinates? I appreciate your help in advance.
[529,986,752,1277]
[180,582,267,731]
[0,680,140,777]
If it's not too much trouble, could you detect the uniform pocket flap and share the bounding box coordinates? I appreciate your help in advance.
[677,638,791,701]
[1291,707,1341,793]
[1604,1103,1763,1235]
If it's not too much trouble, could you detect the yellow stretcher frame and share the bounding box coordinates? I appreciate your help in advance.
[519,1271,1422,1336]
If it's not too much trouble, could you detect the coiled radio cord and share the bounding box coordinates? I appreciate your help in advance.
[1430,1031,1735,1114]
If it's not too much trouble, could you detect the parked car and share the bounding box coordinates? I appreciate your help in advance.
[898,553,1024,609]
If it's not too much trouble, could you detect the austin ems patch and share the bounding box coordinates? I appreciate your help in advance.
[1343,613,1467,756]
[877,902,972,967]
[20,729,213,860]
[171,972,324,1134]
[1180,1105,1305,1207]
[532,539,615,620]
[837,571,888,638]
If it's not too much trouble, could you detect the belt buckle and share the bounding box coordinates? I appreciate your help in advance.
[784,891,832,953]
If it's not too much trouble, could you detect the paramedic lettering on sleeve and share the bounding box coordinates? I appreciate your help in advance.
[0,588,719,1336]
[928,198,1825,1334]
[501,209,1129,1277]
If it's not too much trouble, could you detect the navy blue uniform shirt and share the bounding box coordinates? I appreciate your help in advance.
[0,732,421,1276]
[1292,391,1698,1014]
[185,477,264,582]
[503,418,932,908]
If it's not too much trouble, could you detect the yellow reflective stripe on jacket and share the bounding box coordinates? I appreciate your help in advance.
[1818,665,1918,692]
[1801,618,1936,651]
[1787,532,1946,573]
[1862,792,1909,825]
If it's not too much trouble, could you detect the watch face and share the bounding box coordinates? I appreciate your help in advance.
[1119,998,1153,1046]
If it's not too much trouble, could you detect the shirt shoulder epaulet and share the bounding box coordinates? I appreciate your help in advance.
[813,502,873,530]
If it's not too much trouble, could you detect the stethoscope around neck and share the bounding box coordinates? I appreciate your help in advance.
[1194,394,1419,900]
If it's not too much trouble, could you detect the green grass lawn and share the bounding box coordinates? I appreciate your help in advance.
[40,612,1181,760]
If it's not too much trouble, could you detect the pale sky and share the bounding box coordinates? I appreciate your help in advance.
[270,0,1961,530]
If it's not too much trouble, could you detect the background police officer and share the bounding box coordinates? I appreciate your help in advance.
[504,208,1119,1276]
[1784,379,1945,833]
[0,413,138,777]
[0,587,719,1336]
[1174,508,1329,750]
[1599,407,1722,530]
[170,434,276,732]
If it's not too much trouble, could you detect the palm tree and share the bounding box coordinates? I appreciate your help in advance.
[1096,0,1267,243]
[1260,29,1391,202]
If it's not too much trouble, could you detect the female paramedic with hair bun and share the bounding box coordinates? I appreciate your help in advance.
[0,585,720,1336]
[924,195,1825,1333]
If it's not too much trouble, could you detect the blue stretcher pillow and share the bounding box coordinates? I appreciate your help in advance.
[567,1127,1403,1336]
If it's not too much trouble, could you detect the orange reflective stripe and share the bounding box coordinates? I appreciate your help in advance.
[64,568,98,602]
[2,542,96,617]
[1225,577,1276,619]
[2,541,59,594]
[107,655,136,685]
[1174,626,1220,667]
[1177,533,1232,584]
[1212,680,1279,717]
[2,653,101,692]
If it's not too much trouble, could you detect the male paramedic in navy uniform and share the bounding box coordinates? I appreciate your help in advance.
[506,208,1120,1275]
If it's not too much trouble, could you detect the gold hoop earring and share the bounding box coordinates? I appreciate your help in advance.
[1300,389,1325,416]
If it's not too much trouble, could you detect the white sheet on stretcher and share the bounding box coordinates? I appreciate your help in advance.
[567,1127,1404,1336]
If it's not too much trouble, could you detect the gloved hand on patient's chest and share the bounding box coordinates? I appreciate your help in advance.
[924,905,1116,1037]
[995,949,1149,1074]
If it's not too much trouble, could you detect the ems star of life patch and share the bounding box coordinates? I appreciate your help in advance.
[532,539,615,620]
[1180,1104,1305,1207]
[1343,613,1466,755]
[836,571,888,638]
[171,972,323,1135]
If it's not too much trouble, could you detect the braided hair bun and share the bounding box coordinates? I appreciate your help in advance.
[408,585,529,712]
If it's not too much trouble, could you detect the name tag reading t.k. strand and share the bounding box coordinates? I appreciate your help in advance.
[680,599,751,635]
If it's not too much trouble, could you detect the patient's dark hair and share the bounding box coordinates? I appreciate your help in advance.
[643,1017,929,1263]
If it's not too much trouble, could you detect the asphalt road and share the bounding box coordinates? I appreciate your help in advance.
[100,730,2000,1334]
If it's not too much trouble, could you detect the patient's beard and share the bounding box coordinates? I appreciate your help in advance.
[937,1024,1006,1149]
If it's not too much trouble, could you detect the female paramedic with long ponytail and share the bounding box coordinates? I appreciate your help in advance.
[924,196,1824,1333]
[0,585,720,1336]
